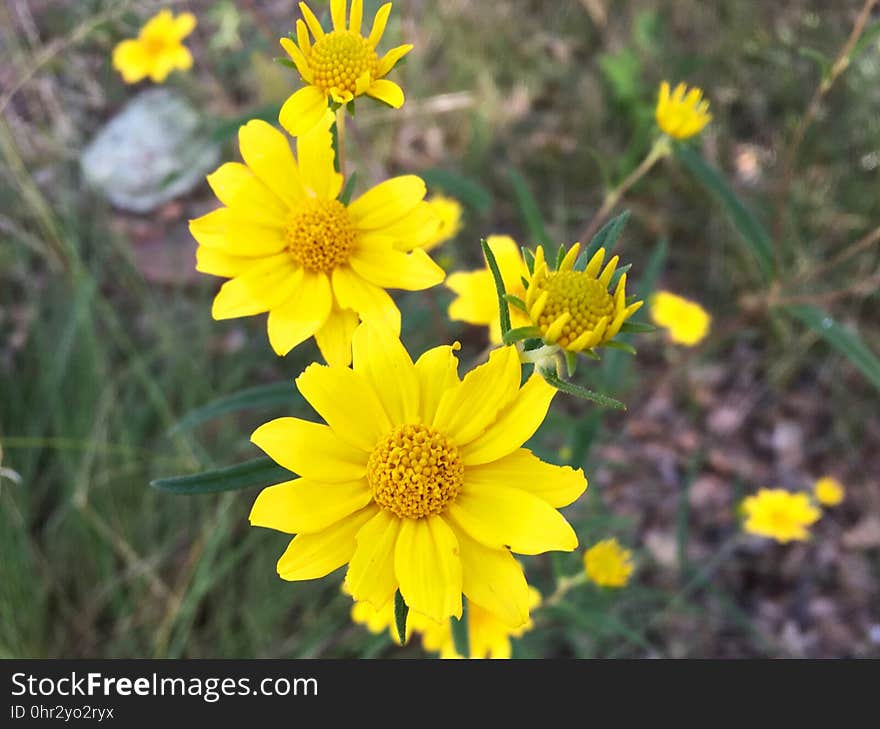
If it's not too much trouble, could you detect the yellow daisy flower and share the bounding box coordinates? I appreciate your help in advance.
[655,81,712,140]
[112,9,196,84]
[350,587,542,659]
[524,243,643,353]
[813,476,845,507]
[742,488,821,544]
[279,0,412,135]
[446,235,531,345]
[583,538,634,588]
[420,195,463,252]
[649,290,711,346]
[249,323,587,626]
[190,113,443,365]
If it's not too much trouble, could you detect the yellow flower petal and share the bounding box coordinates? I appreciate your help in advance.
[349,0,363,34]
[447,482,578,555]
[366,79,404,108]
[465,449,587,508]
[195,246,258,278]
[331,266,402,332]
[295,363,392,451]
[446,270,498,326]
[377,44,413,77]
[211,256,301,320]
[206,162,288,226]
[276,505,377,581]
[314,308,359,367]
[330,0,347,32]
[346,510,401,608]
[267,270,332,355]
[298,2,325,40]
[414,343,461,424]
[296,18,311,53]
[296,110,342,200]
[460,373,556,465]
[349,247,445,290]
[189,208,286,257]
[251,417,368,481]
[112,39,149,83]
[279,85,329,137]
[249,477,372,534]
[432,345,521,446]
[367,2,392,47]
[351,322,420,425]
[395,515,462,622]
[238,120,307,209]
[348,175,426,230]
[172,12,197,39]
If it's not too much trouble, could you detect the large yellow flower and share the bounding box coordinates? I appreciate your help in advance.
[351,587,542,658]
[655,81,712,140]
[190,113,443,365]
[112,10,196,84]
[650,290,711,346]
[742,488,821,544]
[446,235,531,344]
[249,324,587,626]
[279,0,412,135]
[524,243,642,352]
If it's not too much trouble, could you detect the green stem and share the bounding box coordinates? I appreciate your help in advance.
[335,106,347,177]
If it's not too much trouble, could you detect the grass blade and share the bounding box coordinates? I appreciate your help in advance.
[508,169,550,247]
[170,382,302,433]
[151,457,293,495]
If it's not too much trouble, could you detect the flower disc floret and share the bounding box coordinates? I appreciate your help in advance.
[285,199,356,272]
[309,30,379,95]
[535,272,616,348]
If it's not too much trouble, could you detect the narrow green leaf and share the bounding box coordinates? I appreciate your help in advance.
[576,211,631,269]
[638,237,669,297]
[851,20,880,60]
[564,350,578,377]
[675,145,774,281]
[508,169,550,247]
[150,457,292,495]
[339,172,358,205]
[420,169,492,214]
[603,340,637,355]
[274,57,297,70]
[481,238,512,337]
[504,294,528,312]
[797,47,831,79]
[542,372,626,410]
[555,243,567,270]
[450,599,470,658]
[502,326,542,345]
[608,263,633,289]
[620,321,657,334]
[520,275,530,291]
[785,304,880,392]
[522,247,536,275]
[393,590,409,646]
[170,382,302,433]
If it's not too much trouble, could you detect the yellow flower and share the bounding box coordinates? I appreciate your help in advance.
[279,0,412,135]
[742,488,821,544]
[420,195,463,252]
[446,235,531,344]
[249,323,587,626]
[649,290,711,346]
[524,243,643,352]
[583,538,634,588]
[655,81,712,140]
[813,476,845,507]
[112,10,196,84]
[190,113,443,365]
[350,587,542,659]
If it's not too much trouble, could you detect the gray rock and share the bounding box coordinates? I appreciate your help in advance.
[81,88,220,213]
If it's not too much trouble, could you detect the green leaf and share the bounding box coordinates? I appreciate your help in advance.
[170,382,302,433]
[522,247,536,274]
[555,243,567,270]
[393,590,409,646]
[638,237,669,297]
[603,340,637,355]
[339,172,358,205]
[785,304,880,392]
[564,350,578,377]
[576,211,631,270]
[608,263,632,289]
[274,57,298,70]
[508,169,550,247]
[675,145,774,281]
[542,372,626,410]
[504,294,528,312]
[850,20,880,61]
[420,169,492,214]
[151,457,292,495]
[797,47,831,79]
[619,321,657,334]
[502,326,542,345]
[450,599,470,658]
[481,238,512,337]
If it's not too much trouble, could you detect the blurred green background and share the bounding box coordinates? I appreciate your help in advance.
[1,0,878,658]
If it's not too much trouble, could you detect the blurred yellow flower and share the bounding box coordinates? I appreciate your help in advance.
[350,588,542,658]
[446,235,531,344]
[650,290,711,346]
[583,538,634,588]
[190,113,442,365]
[742,488,821,544]
[420,195,463,252]
[279,0,412,135]
[112,10,196,84]
[655,81,712,140]
[813,476,845,507]
[525,243,643,352]
[249,323,587,626]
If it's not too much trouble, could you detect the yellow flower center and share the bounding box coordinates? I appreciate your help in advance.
[535,271,615,347]
[367,424,464,520]
[285,199,356,272]
[308,30,379,95]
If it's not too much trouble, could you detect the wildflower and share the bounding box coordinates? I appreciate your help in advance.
[524,243,643,353]
[190,113,442,365]
[583,538,634,588]
[112,10,196,84]
[655,81,712,140]
[420,195,463,252]
[350,588,542,659]
[446,236,531,344]
[742,488,821,544]
[813,476,845,507]
[649,290,711,346]
[279,0,412,135]
[249,323,587,626]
